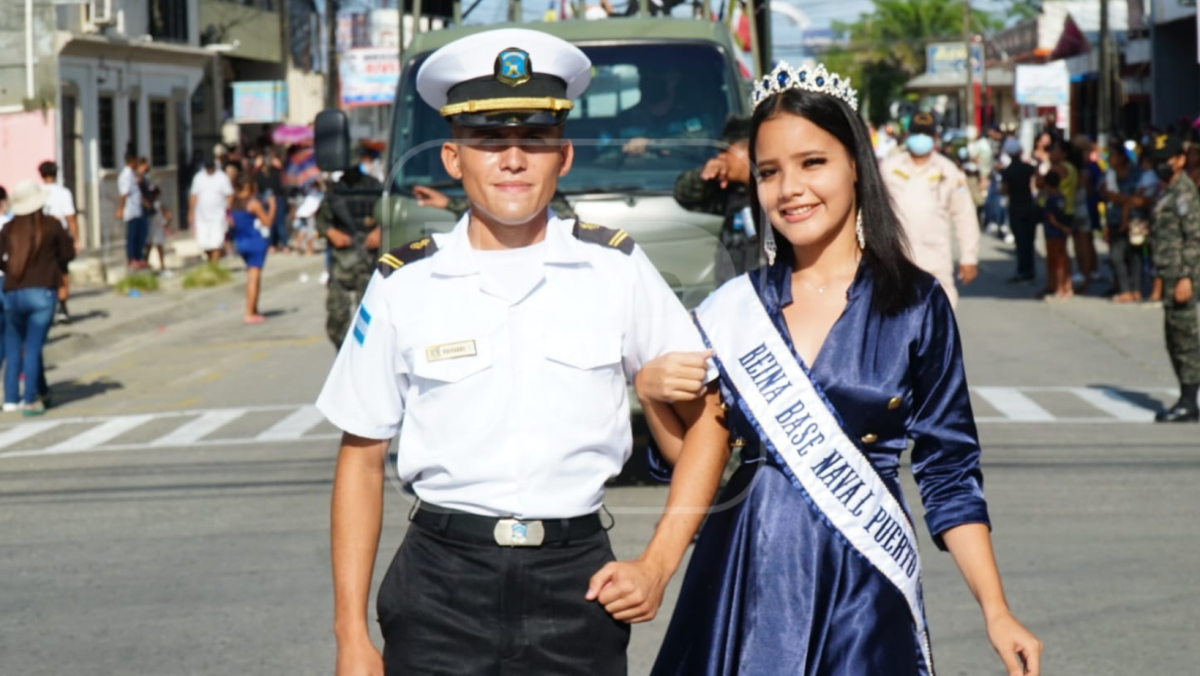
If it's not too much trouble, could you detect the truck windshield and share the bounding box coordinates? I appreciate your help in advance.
[389,42,738,197]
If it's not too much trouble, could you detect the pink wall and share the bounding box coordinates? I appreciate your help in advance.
[0,110,57,194]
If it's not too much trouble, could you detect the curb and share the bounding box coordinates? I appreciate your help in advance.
[45,257,325,367]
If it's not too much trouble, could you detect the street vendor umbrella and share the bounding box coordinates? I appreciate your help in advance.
[273,124,314,146]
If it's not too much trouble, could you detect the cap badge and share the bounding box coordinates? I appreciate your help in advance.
[495,48,532,87]
[1155,135,1168,150]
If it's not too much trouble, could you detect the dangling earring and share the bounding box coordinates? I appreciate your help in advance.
[855,211,865,250]
[763,218,777,267]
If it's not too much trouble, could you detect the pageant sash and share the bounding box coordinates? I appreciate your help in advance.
[694,275,934,673]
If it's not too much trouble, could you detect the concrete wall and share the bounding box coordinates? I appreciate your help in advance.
[199,0,282,63]
[0,109,57,191]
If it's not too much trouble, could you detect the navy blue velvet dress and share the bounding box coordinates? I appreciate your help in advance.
[650,263,991,676]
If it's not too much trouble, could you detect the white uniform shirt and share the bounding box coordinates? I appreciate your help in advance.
[317,213,714,519]
[190,170,234,227]
[118,166,144,221]
[42,183,76,227]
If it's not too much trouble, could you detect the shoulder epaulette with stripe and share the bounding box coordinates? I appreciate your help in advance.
[377,236,439,277]
[571,220,635,255]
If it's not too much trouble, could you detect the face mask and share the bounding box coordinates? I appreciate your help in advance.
[1155,162,1175,182]
[906,134,935,156]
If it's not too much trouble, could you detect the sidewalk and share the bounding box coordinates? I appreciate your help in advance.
[45,252,327,367]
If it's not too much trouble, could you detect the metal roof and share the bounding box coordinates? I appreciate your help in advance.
[905,67,1015,91]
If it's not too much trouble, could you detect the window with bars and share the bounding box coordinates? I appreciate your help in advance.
[99,95,116,169]
[150,101,169,167]
[148,0,188,43]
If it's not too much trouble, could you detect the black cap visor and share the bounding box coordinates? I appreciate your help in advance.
[448,109,570,129]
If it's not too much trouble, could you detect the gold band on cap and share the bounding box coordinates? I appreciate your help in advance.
[439,97,575,117]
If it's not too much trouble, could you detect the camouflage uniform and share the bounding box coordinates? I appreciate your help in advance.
[1152,173,1200,386]
[673,167,755,286]
[318,169,384,349]
[444,192,577,221]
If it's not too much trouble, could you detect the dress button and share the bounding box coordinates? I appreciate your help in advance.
[861,433,878,444]
[887,396,902,410]
[731,438,747,448]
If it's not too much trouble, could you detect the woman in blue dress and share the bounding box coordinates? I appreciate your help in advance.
[636,64,1042,676]
[230,176,274,324]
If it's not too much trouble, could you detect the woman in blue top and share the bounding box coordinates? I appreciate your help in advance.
[634,65,1042,676]
[230,175,274,324]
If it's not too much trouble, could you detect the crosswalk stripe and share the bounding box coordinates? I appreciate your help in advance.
[0,421,62,451]
[150,409,248,447]
[255,405,325,441]
[973,387,1056,422]
[1067,387,1155,422]
[42,415,156,454]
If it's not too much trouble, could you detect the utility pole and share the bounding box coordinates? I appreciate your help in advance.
[1098,0,1111,146]
[963,0,973,130]
[327,0,340,110]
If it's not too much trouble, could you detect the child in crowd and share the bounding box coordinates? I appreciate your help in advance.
[1042,170,1073,300]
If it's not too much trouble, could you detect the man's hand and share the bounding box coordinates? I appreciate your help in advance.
[958,263,979,285]
[586,558,670,623]
[335,635,384,676]
[1174,277,1193,305]
[623,137,651,157]
[700,157,733,189]
[327,227,352,249]
[635,351,713,404]
[412,186,450,210]
[364,227,382,251]
[115,207,124,222]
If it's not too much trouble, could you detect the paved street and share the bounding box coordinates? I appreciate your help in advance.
[2,238,1198,676]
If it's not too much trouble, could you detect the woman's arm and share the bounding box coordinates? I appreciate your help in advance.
[249,198,273,225]
[942,525,1042,676]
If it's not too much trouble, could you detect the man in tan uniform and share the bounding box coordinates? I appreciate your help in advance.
[882,112,980,307]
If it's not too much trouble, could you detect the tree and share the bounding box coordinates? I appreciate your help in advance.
[827,0,1003,124]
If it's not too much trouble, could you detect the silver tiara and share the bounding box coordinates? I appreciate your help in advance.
[752,62,858,112]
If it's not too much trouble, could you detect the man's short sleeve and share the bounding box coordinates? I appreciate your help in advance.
[316,273,408,440]
[117,170,132,197]
[55,187,76,217]
[622,246,718,382]
[220,173,234,197]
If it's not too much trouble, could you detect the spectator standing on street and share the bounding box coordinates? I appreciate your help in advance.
[189,159,234,263]
[257,148,291,254]
[881,111,980,307]
[0,180,74,415]
[316,163,383,349]
[1138,151,1165,303]
[116,152,147,269]
[38,161,79,323]
[1148,134,1200,423]
[1000,137,1039,284]
[1041,171,1073,300]
[673,116,756,285]
[230,176,274,324]
[1102,146,1147,303]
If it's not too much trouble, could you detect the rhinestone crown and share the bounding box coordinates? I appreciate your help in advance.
[752,61,858,112]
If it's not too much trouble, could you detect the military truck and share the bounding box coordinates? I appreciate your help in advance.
[318,11,760,307]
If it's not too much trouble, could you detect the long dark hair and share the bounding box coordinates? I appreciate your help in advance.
[748,88,922,315]
[7,212,50,284]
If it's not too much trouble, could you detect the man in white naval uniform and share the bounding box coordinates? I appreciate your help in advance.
[317,28,729,676]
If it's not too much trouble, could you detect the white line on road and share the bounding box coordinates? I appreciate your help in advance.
[1067,387,1156,422]
[150,409,248,447]
[0,433,342,460]
[972,387,1056,422]
[41,415,156,454]
[0,421,62,451]
[255,405,325,441]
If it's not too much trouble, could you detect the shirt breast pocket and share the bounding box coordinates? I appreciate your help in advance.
[411,336,494,396]
[544,328,624,416]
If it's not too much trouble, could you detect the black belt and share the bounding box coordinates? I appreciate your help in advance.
[411,505,604,547]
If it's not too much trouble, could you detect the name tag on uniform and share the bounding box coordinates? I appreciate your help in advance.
[425,340,477,362]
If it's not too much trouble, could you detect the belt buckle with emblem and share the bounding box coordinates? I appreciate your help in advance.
[494,518,545,547]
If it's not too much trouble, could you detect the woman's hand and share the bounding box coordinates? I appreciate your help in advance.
[635,351,712,404]
[986,611,1043,676]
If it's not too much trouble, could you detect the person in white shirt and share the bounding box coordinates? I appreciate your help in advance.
[188,159,234,262]
[317,29,728,676]
[115,152,147,269]
[39,162,79,323]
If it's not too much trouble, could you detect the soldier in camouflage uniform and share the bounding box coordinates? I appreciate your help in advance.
[673,116,755,285]
[412,185,578,221]
[317,165,384,349]
[1149,134,1200,422]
